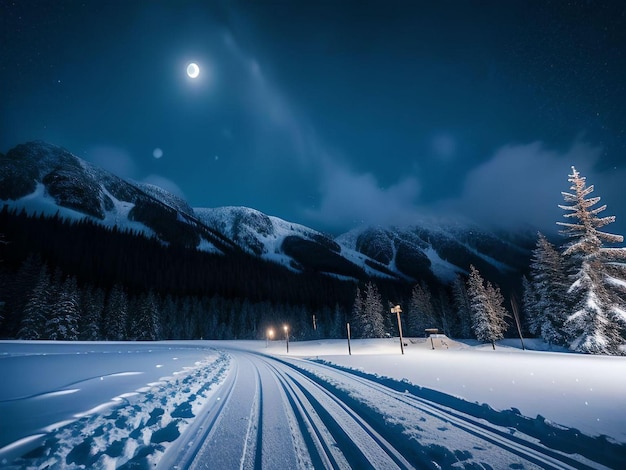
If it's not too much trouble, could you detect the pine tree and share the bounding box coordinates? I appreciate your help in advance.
[351,285,364,337]
[129,290,160,341]
[522,275,540,334]
[527,233,569,347]
[103,284,129,341]
[363,282,386,338]
[79,286,105,340]
[408,283,438,337]
[7,254,44,336]
[467,265,509,349]
[352,282,385,338]
[18,266,52,340]
[557,166,626,354]
[46,276,80,340]
[451,274,473,339]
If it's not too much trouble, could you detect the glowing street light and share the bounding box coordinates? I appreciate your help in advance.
[266,328,274,348]
[283,324,289,353]
[390,305,404,355]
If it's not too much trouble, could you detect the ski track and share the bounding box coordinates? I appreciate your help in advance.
[2,348,615,469]
[172,351,609,469]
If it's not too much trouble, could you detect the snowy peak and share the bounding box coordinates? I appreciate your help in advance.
[0,141,235,254]
[0,141,534,284]
[339,221,533,284]
[195,206,386,279]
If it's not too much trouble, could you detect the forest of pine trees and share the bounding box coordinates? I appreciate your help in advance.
[1,166,625,354]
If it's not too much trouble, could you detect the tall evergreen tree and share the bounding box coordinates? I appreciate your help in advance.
[103,284,128,341]
[46,276,80,340]
[527,233,569,346]
[6,254,44,336]
[352,282,385,338]
[18,265,52,340]
[362,281,386,338]
[451,274,473,339]
[522,276,540,334]
[129,290,160,341]
[467,265,509,349]
[79,286,105,340]
[557,166,626,354]
[408,283,437,337]
[351,285,364,336]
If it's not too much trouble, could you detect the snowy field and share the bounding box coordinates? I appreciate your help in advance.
[0,337,625,469]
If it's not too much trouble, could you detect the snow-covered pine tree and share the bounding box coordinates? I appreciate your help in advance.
[7,254,43,336]
[527,233,569,347]
[352,282,385,338]
[46,276,80,340]
[79,286,105,340]
[467,265,509,349]
[103,284,129,341]
[557,166,626,354]
[18,265,52,340]
[522,275,540,334]
[363,281,386,338]
[351,285,364,337]
[408,282,437,337]
[129,290,160,341]
[451,274,473,339]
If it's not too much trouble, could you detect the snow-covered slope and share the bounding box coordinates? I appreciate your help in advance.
[0,141,234,254]
[195,206,397,279]
[338,219,534,284]
[0,141,534,284]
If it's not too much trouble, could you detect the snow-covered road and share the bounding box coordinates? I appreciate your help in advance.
[164,350,609,469]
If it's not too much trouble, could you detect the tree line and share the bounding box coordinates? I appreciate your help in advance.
[1,166,624,354]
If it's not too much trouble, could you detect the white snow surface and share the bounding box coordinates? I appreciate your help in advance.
[1,338,625,469]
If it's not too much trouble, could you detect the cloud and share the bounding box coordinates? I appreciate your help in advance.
[304,159,421,230]
[304,139,626,238]
[435,140,626,235]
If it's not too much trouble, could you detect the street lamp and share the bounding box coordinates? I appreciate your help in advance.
[390,305,404,355]
[266,328,274,348]
[283,324,289,353]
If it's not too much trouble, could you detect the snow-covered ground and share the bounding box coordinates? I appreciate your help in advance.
[0,338,625,469]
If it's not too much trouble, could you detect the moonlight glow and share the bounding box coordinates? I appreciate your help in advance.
[186,62,200,78]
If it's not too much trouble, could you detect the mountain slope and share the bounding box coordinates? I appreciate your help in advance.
[0,141,534,285]
[0,141,238,254]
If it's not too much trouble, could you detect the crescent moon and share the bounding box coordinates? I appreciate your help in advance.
[187,63,200,78]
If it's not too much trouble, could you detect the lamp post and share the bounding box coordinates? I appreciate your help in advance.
[266,328,274,348]
[283,324,289,353]
[346,322,352,355]
[390,305,404,355]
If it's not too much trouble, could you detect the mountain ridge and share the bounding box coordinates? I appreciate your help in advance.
[0,141,535,285]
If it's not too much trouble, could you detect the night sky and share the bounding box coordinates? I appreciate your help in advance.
[2,1,626,236]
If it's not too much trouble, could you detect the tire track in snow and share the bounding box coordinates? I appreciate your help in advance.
[185,352,304,470]
[278,357,608,470]
[259,355,415,469]
[182,352,416,469]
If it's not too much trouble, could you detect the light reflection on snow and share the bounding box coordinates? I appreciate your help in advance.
[33,389,80,399]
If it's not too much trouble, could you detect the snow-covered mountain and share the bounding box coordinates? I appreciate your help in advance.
[0,141,534,284]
